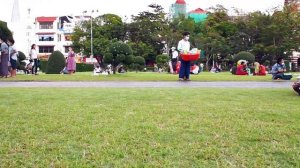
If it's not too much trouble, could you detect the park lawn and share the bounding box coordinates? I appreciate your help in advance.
[2,71,297,82]
[0,88,299,167]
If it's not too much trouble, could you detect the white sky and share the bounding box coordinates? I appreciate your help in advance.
[1,0,284,22]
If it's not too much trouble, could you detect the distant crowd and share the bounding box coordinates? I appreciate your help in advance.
[0,34,294,81]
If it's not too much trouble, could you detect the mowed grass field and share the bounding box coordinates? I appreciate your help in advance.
[0,88,299,167]
[2,71,298,82]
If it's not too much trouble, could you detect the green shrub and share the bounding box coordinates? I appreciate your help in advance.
[105,41,134,74]
[46,51,65,74]
[145,66,154,72]
[76,63,94,72]
[40,60,48,72]
[131,56,146,72]
[233,51,255,64]
[41,61,94,72]
[156,54,169,69]
[0,22,12,40]
[15,51,26,70]
[17,51,26,60]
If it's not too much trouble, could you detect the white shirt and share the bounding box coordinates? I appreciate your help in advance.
[9,45,18,60]
[177,39,190,53]
[30,49,38,59]
[172,50,178,59]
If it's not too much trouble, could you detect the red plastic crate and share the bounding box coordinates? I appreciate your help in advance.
[180,53,200,61]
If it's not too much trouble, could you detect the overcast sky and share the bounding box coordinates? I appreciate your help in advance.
[1,0,284,22]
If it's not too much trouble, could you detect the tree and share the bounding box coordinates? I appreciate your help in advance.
[72,13,126,57]
[233,51,255,63]
[128,41,154,62]
[194,5,232,69]
[46,51,66,74]
[128,4,169,63]
[155,54,169,71]
[104,41,133,74]
[17,51,26,70]
[0,22,12,41]
[131,56,146,72]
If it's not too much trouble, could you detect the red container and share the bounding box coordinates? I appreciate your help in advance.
[180,53,200,61]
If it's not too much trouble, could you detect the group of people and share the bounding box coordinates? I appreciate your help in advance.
[235,58,292,80]
[0,36,18,78]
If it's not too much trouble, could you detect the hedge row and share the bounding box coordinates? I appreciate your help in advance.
[40,61,94,73]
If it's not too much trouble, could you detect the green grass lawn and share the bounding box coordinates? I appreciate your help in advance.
[1,71,298,82]
[0,88,299,167]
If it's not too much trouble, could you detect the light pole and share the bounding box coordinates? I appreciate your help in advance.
[83,10,98,63]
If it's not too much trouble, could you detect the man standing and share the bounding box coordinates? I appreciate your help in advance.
[177,32,191,81]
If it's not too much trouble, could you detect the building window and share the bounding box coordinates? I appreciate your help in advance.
[64,46,70,53]
[39,46,54,53]
[65,35,72,41]
[38,35,54,41]
[39,22,53,29]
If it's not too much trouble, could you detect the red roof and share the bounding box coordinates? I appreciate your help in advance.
[188,8,207,14]
[175,0,186,4]
[36,17,56,22]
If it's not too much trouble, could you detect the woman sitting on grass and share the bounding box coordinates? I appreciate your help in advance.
[254,62,267,76]
[236,61,248,75]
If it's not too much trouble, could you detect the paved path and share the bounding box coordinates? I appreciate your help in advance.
[0,81,294,88]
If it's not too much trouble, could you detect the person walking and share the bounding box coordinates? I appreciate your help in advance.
[29,44,39,75]
[66,47,76,74]
[7,38,17,77]
[0,36,9,78]
[178,32,191,81]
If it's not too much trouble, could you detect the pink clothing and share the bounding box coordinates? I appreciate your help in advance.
[67,52,76,71]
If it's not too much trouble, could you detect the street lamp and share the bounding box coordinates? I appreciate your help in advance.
[83,10,99,63]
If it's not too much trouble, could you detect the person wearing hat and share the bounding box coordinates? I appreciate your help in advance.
[177,32,191,81]
[170,47,178,74]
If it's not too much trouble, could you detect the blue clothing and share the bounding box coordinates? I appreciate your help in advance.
[271,63,285,79]
[271,63,292,80]
[179,59,191,79]
[0,43,9,76]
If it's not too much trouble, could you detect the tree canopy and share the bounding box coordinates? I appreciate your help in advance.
[72,3,300,71]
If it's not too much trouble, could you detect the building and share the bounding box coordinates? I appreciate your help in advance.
[284,0,300,11]
[169,0,208,23]
[169,0,187,19]
[188,8,208,23]
[34,17,58,59]
[34,15,89,59]
[9,0,29,56]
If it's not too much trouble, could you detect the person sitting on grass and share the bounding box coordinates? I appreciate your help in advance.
[190,63,199,74]
[271,58,292,80]
[254,62,267,76]
[236,61,248,75]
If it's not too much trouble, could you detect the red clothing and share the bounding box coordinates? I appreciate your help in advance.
[254,65,266,76]
[258,65,266,76]
[175,62,181,74]
[236,65,248,75]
